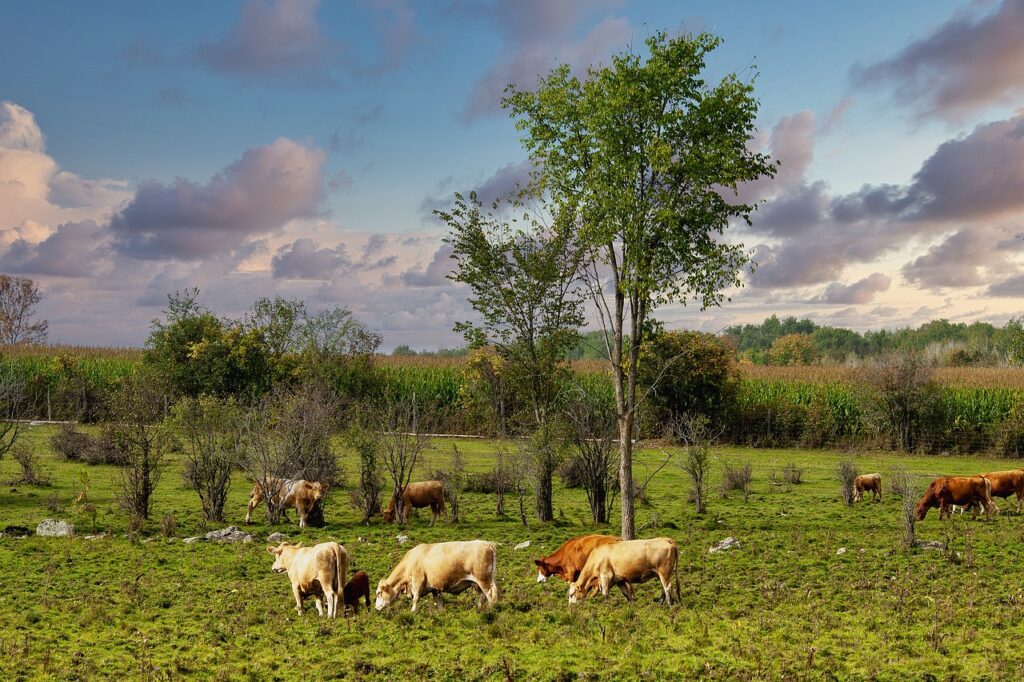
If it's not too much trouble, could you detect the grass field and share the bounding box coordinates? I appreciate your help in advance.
[2,426,1024,680]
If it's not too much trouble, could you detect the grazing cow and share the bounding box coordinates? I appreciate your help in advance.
[375,540,498,612]
[568,537,678,606]
[534,535,622,583]
[343,571,371,614]
[267,541,348,618]
[246,478,328,529]
[915,476,995,521]
[382,481,447,525]
[853,473,882,502]
[978,470,1024,514]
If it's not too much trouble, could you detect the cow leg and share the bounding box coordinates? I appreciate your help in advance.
[292,585,305,616]
[314,595,325,617]
[245,492,261,524]
[296,501,307,529]
[404,500,412,525]
[658,572,673,606]
[430,504,437,527]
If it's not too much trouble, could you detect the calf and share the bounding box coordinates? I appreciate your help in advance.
[915,476,995,521]
[568,538,678,606]
[246,478,328,529]
[375,540,497,612]
[344,571,371,614]
[534,535,622,583]
[267,541,348,618]
[383,481,447,525]
[853,473,882,502]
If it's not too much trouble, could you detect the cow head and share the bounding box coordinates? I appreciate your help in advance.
[375,579,397,611]
[266,543,291,573]
[309,482,327,502]
[382,503,396,523]
[567,581,586,605]
[534,559,553,583]
[914,498,928,521]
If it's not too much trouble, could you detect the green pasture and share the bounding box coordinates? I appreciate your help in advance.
[2,425,1024,680]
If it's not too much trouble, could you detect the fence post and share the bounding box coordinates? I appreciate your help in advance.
[47,388,51,421]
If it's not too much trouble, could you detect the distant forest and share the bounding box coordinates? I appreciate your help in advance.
[395,315,1024,366]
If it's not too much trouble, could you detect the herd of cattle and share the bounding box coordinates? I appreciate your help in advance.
[257,468,1024,617]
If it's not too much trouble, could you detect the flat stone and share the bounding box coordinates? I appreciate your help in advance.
[267,532,289,543]
[182,536,206,544]
[3,525,31,537]
[916,540,945,550]
[204,526,255,543]
[396,535,410,544]
[36,519,74,537]
[836,547,847,556]
[709,537,740,554]
[513,540,531,550]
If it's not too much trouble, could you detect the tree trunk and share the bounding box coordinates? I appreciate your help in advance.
[618,414,635,539]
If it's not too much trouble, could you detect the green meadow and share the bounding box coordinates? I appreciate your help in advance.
[2,425,1024,680]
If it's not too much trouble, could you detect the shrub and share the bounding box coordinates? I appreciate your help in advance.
[996,409,1024,458]
[556,457,585,489]
[639,331,738,432]
[159,513,176,538]
[50,423,94,462]
[346,420,384,524]
[720,461,752,502]
[860,353,941,452]
[10,444,49,486]
[837,460,859,507]
[766,333,817,366]
[173,395,241,523]
[782,463,806,485]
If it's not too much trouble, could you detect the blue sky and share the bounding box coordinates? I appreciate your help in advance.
[2,0,1023,348]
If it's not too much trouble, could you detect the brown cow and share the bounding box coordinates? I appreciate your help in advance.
[853,473,882,502]
[568,538,679,605]
[246,478,328,529]
[267,541,348,618]
[534,535,622,583]
[375,540,498,612]
[383,481,447,525]
[343,571,371,614]
[915,476,995,521]
[979,470,1024,514]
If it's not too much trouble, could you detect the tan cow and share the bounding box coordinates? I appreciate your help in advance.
[246,478,327,529]
[979,470,1024,514]
[383,481,447,525]
[375,540,498,612]
[853,473,882,502]
[915,476,995,521]
[534,535,622,583]
[568,538,678,606]
[267,541,348,618]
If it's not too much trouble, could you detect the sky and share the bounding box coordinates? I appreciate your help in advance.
[2,0,1024,350]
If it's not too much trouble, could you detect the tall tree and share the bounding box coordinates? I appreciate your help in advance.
[505,32,776,538]
[439,192,584,521]
[0,274,48,346]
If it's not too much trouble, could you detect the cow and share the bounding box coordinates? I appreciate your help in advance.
[267,541,348,618]
[343,571,371,614]
[382,481,447,526]
[375,540,498,612]
[534,535,622,583]
[568,537,679,606]
[853,473,882,502]
[246,478,328,529]
[915,476,995,521]
[978,470,1024,514]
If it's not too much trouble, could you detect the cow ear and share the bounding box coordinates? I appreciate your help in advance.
[267,546,278,554]
[533,559,544,567]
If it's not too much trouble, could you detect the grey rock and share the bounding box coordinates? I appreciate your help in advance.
[267,532,289,543]
[396,534,410,545]
[709,536,740,554]
[513,540,531,550]
[204,526,255,543]
[916,540,945,550]
[4,525,31,537]
[836,547,847,556]
[182,536,206,544]
[36,519,74,537]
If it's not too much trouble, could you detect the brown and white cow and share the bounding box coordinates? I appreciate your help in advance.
[853,473,882,502]
[568,537,678,606]
[343,570,371,614]
[534,535,622,583]
[267,541,348,618]
[246,478,327,529]
[382,481,447,525]
[375,540,497,612]
[915,476,995,521]
[978,470,1024,514]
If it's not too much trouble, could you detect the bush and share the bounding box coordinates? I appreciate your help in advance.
[837,460,859,507]
[996,409,1024,458]
[720,461,752,502]
[556,457,585,489]
[766,333,817,365]
[639,331,738,433]
[50,424,95,462]
[10,445,49,486]
[465,468,508,494]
